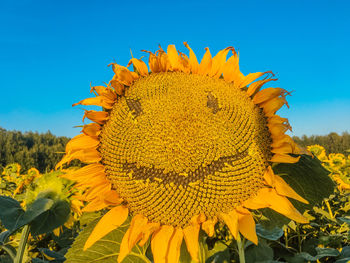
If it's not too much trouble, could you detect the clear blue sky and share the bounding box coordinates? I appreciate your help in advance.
[0,0,349,138]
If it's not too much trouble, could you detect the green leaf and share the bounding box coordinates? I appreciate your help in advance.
[273,154,334,212]
[0,196,25,231]
[314,247,340,259]
[245,239,274,263]
[205,241,230,263]
[65,216,150,263]
[30,200,70,236]
[338,246,350,258]
[256,224,283,241]
[179,238,194,263]
[338,217,350,225]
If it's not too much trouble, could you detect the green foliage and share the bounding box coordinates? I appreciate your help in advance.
[0,127,81,174]
[65,217,150,263]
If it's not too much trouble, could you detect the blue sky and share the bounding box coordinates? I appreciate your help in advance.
[0,0,349,138]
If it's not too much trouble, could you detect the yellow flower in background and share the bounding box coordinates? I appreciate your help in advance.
[332,173,350,191]
[327,153,346,168]
[57,43,309,263]
[307,144,327,161]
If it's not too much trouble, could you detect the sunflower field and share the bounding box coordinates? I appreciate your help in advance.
[0,45,350,263]
[0,148,349,263]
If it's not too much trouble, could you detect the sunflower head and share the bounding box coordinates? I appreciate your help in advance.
[58,43,309,263]
[307,144,327,161]
[327,153,346,169]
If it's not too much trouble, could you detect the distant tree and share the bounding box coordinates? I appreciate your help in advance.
[0,127,81,174]
[293,132,350,155]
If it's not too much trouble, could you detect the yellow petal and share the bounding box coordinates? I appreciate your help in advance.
[183,221,201,262]
[270,153,300,163]
[83,182,111,201]
[127,58,149,76]
[264,168,308,204]
[65,134,99,153]
[166,228,183,263]
[167,45,182,71]
[128,215,148,250]
[184,42,199,74]
[109,63,139,86]
[219,210,238,239]
[237,208,258,245]
[56,148,101,168]
[82,198,108,212]
[142,50,160,73]
[243,196,270,210]
[109,80,125,95]
[198,47,212,75]
[260,97,288,117]
[202,217,217,237]
[118,228,131,263]
[157,48,170,72]
[118,214,148,263]
[151,225,174,263]
[84,205,128,250]
[138,222,160,247]
[258,188,308,223]
[83,110,109,124]
[222,51,244,83]
[82,123,101,138]
[246,78,277,97]
[72,96,114,109]
[91,85,117,101]
[209,47,233,78]
[253,88,289,105]
[61,163,104,181]
[237,72,268,89]
[103,190,123,205]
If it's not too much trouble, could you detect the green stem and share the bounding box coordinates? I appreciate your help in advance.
[325,199,334,219]
[296,223,301,253]
[0,245,16,260]
[14,225,30,263]
[236,233,246,263]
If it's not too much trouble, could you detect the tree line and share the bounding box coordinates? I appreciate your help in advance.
[293,132,350,155]
[0,127,349,174]
[0,127,72,174]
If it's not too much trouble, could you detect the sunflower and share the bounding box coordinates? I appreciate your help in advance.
[327,153,346,168]
[57,43,309,263]
[307,144,327,161]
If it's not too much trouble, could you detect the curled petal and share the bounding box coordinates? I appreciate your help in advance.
[109,63,139,86]
[247,78,277,97]
[82,123,101,138]
[72,96,114,109]
[209,47,233,78]
[222,51,244,83]
[184,42,199,74]
[167,45,183,71]
[83,110,109,124]
[202,217,217,237]
[127,58,149,76]
[198,47,212,75]
[253,88,289,105]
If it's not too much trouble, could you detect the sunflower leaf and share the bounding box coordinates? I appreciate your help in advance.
[0,196,25,231]
[65,216,150,263]
[273,154,334,212]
